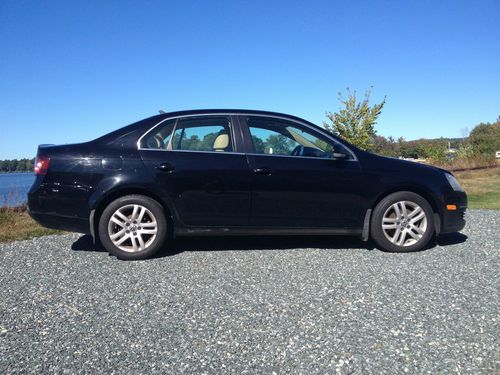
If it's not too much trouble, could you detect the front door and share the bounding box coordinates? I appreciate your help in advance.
[139,115,251,227]
[241,116,363,228]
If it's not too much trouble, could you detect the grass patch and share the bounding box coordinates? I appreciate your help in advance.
[0,206,62,243]
[455,167,500,209]
[432,155,499,171]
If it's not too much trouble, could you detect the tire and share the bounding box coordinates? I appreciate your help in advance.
[370,191,435,253]
[98,195,168,260]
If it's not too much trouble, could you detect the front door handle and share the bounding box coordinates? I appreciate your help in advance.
[253,167,271,176]
[156,162,175,173]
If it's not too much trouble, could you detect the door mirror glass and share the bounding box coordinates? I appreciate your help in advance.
[332,151,347,159]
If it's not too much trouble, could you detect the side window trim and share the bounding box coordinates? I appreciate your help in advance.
[242,115,357,161]
[137,112,356,160]
[138,114,244,155]
[165,118,179,150]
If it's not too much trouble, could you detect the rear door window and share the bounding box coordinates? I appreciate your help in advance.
[171,117,233,152]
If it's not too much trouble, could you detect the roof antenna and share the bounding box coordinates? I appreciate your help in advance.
[159,109,166,114]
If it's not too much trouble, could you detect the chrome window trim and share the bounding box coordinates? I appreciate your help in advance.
[245,153,352,162]
[165,117,179,150]
[139,148,246,156]
[137,112,358,161]
[137,113,237,153]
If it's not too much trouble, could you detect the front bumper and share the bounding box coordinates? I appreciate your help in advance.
[440,191,467,234]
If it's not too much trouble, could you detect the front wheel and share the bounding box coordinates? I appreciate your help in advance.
[370,191,435,253]
[98,195,168,260]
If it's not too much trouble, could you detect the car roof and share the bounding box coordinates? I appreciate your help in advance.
[95,109,331,146]
[157,109,314,125]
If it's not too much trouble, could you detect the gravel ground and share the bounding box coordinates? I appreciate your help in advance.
[0,209,499,374]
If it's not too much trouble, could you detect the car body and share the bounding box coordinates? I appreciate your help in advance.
[28,109,467,259]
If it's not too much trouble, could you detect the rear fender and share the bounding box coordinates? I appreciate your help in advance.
[88,176,179,237]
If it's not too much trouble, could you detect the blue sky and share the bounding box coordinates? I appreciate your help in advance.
[0,0,499,159]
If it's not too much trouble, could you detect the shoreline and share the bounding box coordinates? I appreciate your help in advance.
[0,171,34,174]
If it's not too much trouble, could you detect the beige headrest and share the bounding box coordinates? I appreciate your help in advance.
[213,134,229,151]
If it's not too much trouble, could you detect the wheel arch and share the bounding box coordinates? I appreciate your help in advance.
[372,186,439,213]
[91,187,175,242]
[369,186,442,235]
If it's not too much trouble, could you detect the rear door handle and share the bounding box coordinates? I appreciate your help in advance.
[253,167,271,176]
[156,162,175,173]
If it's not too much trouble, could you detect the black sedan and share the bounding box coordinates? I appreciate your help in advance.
[28,110,467,260]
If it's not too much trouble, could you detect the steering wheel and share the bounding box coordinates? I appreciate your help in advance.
[291,145,304,156]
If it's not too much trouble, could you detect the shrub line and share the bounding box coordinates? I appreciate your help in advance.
[449,164,500,173]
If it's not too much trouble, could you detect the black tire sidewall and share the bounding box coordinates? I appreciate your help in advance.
[370,191,435,253]
[98,195,167,260]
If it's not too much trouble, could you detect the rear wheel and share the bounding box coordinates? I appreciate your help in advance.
[370,191,434,252]
[98,195,167,260]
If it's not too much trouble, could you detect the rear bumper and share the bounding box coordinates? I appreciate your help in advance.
[28,176,91,234]
[440,191,467,234]
[28,209,90,234]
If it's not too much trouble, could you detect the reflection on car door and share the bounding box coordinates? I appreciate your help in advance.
[139,115,251,226]
[242,116,363,228]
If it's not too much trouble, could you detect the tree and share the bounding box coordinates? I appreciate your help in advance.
[16,159,25,171]
[455,143,474,160]
[372,135,397,157]
[468,121,500,156]
[251,135,265,154]
[25,158,34,172]
[0,158,36,172]
[266,134,296,155]
[323,88,386,150]
[419,138,447,163]
[8,159,18,172]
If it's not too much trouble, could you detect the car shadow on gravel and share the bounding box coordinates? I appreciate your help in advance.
[158,235,377,257]
[70,234,376,257]
[71,235,107,253]
[435,232,468,247]
[70,232,467,259]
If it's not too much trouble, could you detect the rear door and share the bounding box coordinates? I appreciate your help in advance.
[240,115,363,228]
[139,115,251,226]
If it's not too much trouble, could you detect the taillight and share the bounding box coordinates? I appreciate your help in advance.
[34,156,50,176]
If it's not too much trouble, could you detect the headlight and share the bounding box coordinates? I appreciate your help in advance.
[445,173,463,192]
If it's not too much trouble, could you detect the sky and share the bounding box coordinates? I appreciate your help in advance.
[0,0,499,159]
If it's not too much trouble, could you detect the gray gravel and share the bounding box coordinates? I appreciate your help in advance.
[1,209,499,374]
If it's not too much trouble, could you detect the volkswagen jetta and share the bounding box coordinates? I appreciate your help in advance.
[28,110,467,260]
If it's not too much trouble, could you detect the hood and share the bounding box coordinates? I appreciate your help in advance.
[356,149,448,175]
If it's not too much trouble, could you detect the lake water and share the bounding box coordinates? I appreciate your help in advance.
[0,172,35,207]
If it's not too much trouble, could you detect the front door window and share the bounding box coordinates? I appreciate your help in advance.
[247,118,336,158]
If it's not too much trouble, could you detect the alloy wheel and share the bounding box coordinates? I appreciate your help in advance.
[381,200,428,247]
[107,204,158,252]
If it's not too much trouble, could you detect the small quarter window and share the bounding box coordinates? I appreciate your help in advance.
[140,119,176,149]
